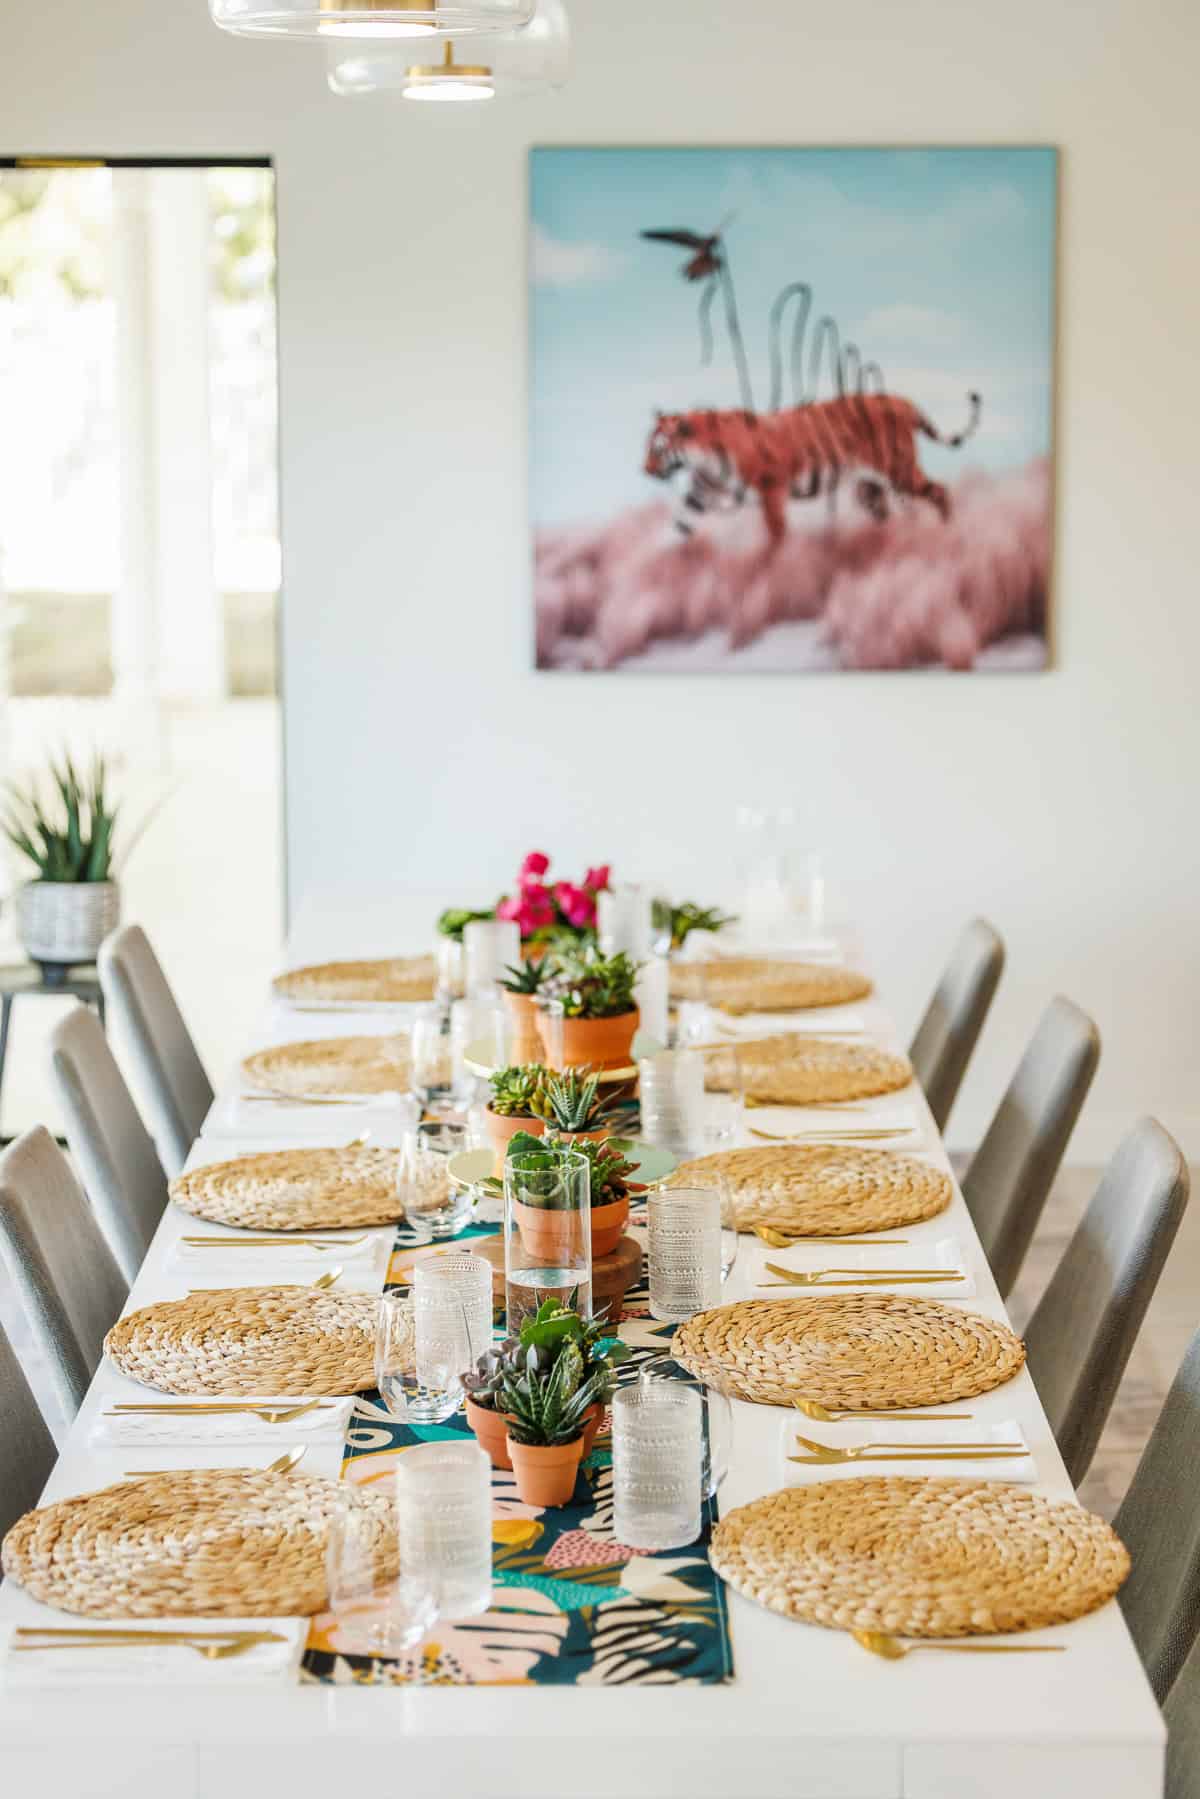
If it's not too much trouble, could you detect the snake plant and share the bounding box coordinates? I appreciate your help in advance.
[4,753,119,882]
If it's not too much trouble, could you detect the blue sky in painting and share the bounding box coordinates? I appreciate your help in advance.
[530,146,1056,528]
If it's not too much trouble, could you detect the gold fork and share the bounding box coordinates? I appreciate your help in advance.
[853,1629,1063,1660]
[106,1399,337,1422]
[123,1445,307,1478]
[13,1630,284,1661]
[791,1442,1028,1466]
[187,1268,341,1295]
[755,1226,909,1248]
[792,1431,1024,1461]
[181,1235,367,1250]
[762,1260,961,1288]
[749,1126,913,1143]
[795,1399,974,1423]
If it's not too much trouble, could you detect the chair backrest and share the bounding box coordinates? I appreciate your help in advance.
[49,1003,168,1284]
[1114,1328,1200,1703]
[962,996,1100,1297]
[909,919,1005,1132]
[0,1314,56,1549]
[1166,1632,1200,1799]
[98,924,213,1177]
[1025,1117,1189,1485]
[0,1126,128,1422]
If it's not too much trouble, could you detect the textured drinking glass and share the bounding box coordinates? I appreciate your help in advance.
[637,1046,707,1155]
[324,1500,438,1656]
[647,1187,722,1322]
[503,1144,591,1330]
[463,919,520,999]
[450,994,508,1108]
[597,883,655,960]
[410,1001,455,1113]
[376,1294,461,1424]
[612,1381,703,1551]
[637,1354,731,1499]
[435,935,466,1002]
[413,1253,492,1374]
[397,1121,473,1241]
[394,1441,493,1619]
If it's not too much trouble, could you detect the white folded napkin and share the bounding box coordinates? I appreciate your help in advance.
[715,1007,868,1039]
[742,1101,924,1144]
[202,1090,418,1144]
[3,1619,307,1687]
[756,1234,975,1299]
[781,1416,1035,1485]
[167,1231,391,1283]
[91,1395,356,1449]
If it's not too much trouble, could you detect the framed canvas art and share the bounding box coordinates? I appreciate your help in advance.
[531,146,1056,673]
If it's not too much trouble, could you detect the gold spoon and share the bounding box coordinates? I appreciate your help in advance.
[106,1399,337,1422]
[795,1399,974,1423]
[853,1629,1064,1660]
[755,1225,908,1248]
[749,1126,912,1143]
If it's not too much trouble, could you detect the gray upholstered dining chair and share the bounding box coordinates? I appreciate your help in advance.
[908,918,1005,1132]
[0,1314,56,1550]
[49,1003,169,1284]
[961,996,1100,1297]
[0,1126,128,1423]
[1166,1632,1200,1799]
[98,924,213,1177]
[1113,1328,1200,1704]
[1024,1117,1188,1487]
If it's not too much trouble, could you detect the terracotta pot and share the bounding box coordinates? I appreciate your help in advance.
[589,1195,630,1258]
[507,1434,585,1508]
[548,1125,610,1150]
[581,1401,606,1459]
[484,1105,544,1176]
[512,1198,583,1263]
[464,1394,514,1470]
[540,1009,640,1072]
[502,991,543,1065]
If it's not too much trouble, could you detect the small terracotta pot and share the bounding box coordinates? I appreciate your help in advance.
[507,1434,585,1508]
[548,1125,610,1150]
[512,1198,583,1262]
[502,991,543,1065]
[589,1195,630,1258]
[484,1105,544,1176]
[580,1401,606,1459]
[464,1394,514,1470]
[541,1009,640,1072]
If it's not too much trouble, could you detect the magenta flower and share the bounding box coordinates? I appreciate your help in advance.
[519,851,551,881]
[583,864,611,894]
[554,881,597,929]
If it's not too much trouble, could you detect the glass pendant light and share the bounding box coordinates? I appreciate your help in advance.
[326,0,567,98]
[210,0,533,44]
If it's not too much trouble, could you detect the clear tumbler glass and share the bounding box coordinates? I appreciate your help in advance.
[502,1144,591,1330]
[647,1186,722,1322]
[611,1381,703,1551]
[394,1441,493,1619]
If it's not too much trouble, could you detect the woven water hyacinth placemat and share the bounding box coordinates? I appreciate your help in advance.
[242,1035,411,1098]
[273,955,436,1006]
[673,1294,1025,1409]
[666,1144,952,1236]
[170,1144,404,1231]
[709,1478,1130,1636]
[104,1285,380,1395]
[0,1469,397,1619]
[670,957,871,1014]
[706,1035,912,1106]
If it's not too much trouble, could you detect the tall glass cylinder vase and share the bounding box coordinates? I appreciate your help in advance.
[464,919,520,999]
[597,883,655,960]
[502,1144,591,1329]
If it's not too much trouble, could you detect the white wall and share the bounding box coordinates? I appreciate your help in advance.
[5,0,1200,1158]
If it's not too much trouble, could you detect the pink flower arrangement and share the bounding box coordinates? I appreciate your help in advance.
[496,852,611,942]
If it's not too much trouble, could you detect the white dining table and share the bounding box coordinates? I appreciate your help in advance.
[0,889,1165,1798]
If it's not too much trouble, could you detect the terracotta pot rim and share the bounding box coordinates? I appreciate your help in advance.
[506,1434,586,1458]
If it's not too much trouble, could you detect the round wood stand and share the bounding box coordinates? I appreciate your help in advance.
[470,1232,643,1324]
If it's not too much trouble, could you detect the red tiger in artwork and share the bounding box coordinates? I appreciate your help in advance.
[644,390,982,547]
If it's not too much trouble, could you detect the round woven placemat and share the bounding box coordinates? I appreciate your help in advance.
[170,1144,404,1231]
[242,1034,411,1098]
[671,957,871,1014]
[666,1144,951,1236]
[710,1478,1129,1637]
[673,1294,1025,1409]
[707,1035,912,1106]
[1,1470,397,1619]
[104,1285,380,1395]
[273,955,435,1006]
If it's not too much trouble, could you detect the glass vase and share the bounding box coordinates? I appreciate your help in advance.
[502,1144,591,1329]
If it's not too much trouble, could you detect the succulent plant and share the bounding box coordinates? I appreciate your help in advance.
[545,947,641,1020]
[548,1135,637,1207]
[500,959,550,996]
[540,1066,622,1134]
[464,1299,630,1422]
[436,905,497,942]
[3,752,136,884]
[488,1063,550,1118]
[500,1353,600,1448]
[652,898,738,952]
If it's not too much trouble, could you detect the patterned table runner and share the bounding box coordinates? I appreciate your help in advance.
[301,1212,734,1687]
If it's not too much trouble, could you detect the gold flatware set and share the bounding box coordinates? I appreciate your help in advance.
[794,1399,974,1423]
[182,1234,367,1250]
[748,1125,914,1143]
[11,1626,287,1660]
[122,1446,307,1478]
[852,1630,1063,1661]
[789,1432,1027,1466]
[761,1260,962,1289]
[754,1226,909,1248]
[105,1399,339,1423]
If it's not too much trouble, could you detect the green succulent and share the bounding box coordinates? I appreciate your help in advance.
[498,1296,629,1446]
[547,1134,637,1207]
[652,898,738,951]
[540,1066,622,1133]
[4,752,122,883]
[436,905,497,942]
[549,947,641,1020]
[488,1063,550,1118]
[500,959,550,995]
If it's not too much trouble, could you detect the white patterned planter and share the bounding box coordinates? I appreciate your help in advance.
[15,880,120,969]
